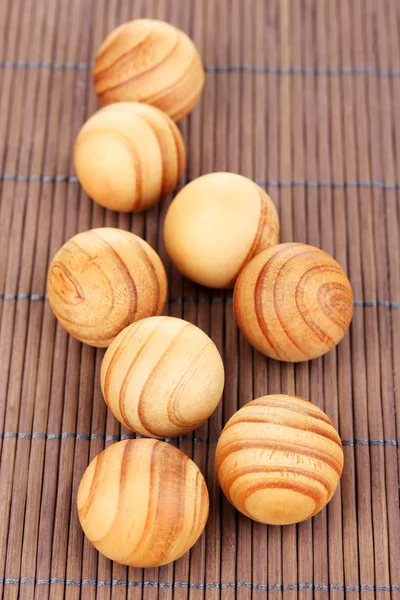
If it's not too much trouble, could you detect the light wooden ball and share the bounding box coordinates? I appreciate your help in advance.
[47,228,167,347]
[216,395,344,525]
[234,242,353,361]
[78,438,209,567]
[93,19,205,122]
[164,173,280,289]
[74,103,185,213]
[101,316,224,438]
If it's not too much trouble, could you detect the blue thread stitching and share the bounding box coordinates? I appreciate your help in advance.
[2,61,400,77]
[0,61,94,69]
[0,174,78,183]
[1,173,400,189]
[342,439,399,447]
[253,179,400,189]
[0,293,399,308]
[0,431,398,447]
[0,294,48,300]
[206,65,400,77]
[2,578,399,590]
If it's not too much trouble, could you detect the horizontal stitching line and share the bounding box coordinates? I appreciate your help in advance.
[0,61,94,69]
[0,293,48,301]
[206,65,400,77]
[2,174,400,189]
[1,61,400,77]
[169,295,230,305]
[2,578,399,590]
[0,432,220,443]
[0,61,93,69]
[1,294,399,309]
[254,179,400,190]
[0,174,78,183]
[353,299,400,308]
[342,439,400,447]
[1,432,398,447]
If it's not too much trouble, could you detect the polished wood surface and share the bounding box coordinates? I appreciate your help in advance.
[1,1,398,594]
[93,19,205,121]
[74,103,185,212]
[101,316,225,437]
[234,242,354,361]
[216,395,344,525]
[47,228,167,347]
[78,438,209,567]
[164,172,279,289]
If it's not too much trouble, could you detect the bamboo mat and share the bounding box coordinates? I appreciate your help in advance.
[0,0,399,598]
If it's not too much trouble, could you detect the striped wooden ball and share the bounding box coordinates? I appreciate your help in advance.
[74,103,185,213]
[216,395,344,525]
[234,243,353,361]
[164,173,279,289]
[101,316,224,438]
[93,19,205,122]
[47,228,167,347]
[78,438,209,567]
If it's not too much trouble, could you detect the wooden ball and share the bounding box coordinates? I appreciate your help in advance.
[101,316,224,438]
[93,19,205,122]
[164,173,280,289]
[74,103,185,213]
[234,242,353,361]
[47,228,167,347]
[216,395,344,525]
[78,438,209,567]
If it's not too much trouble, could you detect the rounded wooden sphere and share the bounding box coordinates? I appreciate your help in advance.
[93,19,205,122]
[47,228,167,347]
[101,316,224,438]
[234,242,353,361]
[163,173,280,289]
[74,103,185,213]
[216,395,344,525]
[78,438,209,567]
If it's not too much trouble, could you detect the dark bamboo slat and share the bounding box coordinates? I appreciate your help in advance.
[0,1,398,599]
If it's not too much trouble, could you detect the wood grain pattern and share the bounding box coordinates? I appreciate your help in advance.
[164,172,280,289]
[74,102,186,213]
[234,242,354,361]
[101,316,225,438]
[47,228,167,347]
[216,394,344,525]
[77,438,209,568]
[1,0,400,596]
[93,19,205,122]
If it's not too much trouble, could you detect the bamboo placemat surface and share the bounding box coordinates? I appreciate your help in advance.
[0,0,399,598]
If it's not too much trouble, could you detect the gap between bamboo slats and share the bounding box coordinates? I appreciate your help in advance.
[0,1,399,599]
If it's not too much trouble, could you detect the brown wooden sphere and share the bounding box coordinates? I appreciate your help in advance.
[74,103,185,213]
[47,228,167,347]
[234,242,353,361]
[78,438,209,567]
[216,395,344,525]
[164,173,280,289]
[93,19,205,122]
[101,316,224,438]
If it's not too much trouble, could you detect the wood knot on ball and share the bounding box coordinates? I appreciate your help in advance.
[216,395,344,525]
[74,103,185,213]
[234,242,353,361]
[78,438,209,567]
[93,19,205,122]
[47,228,167,347]
[164,172,280,289]
[101,316,225,438]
